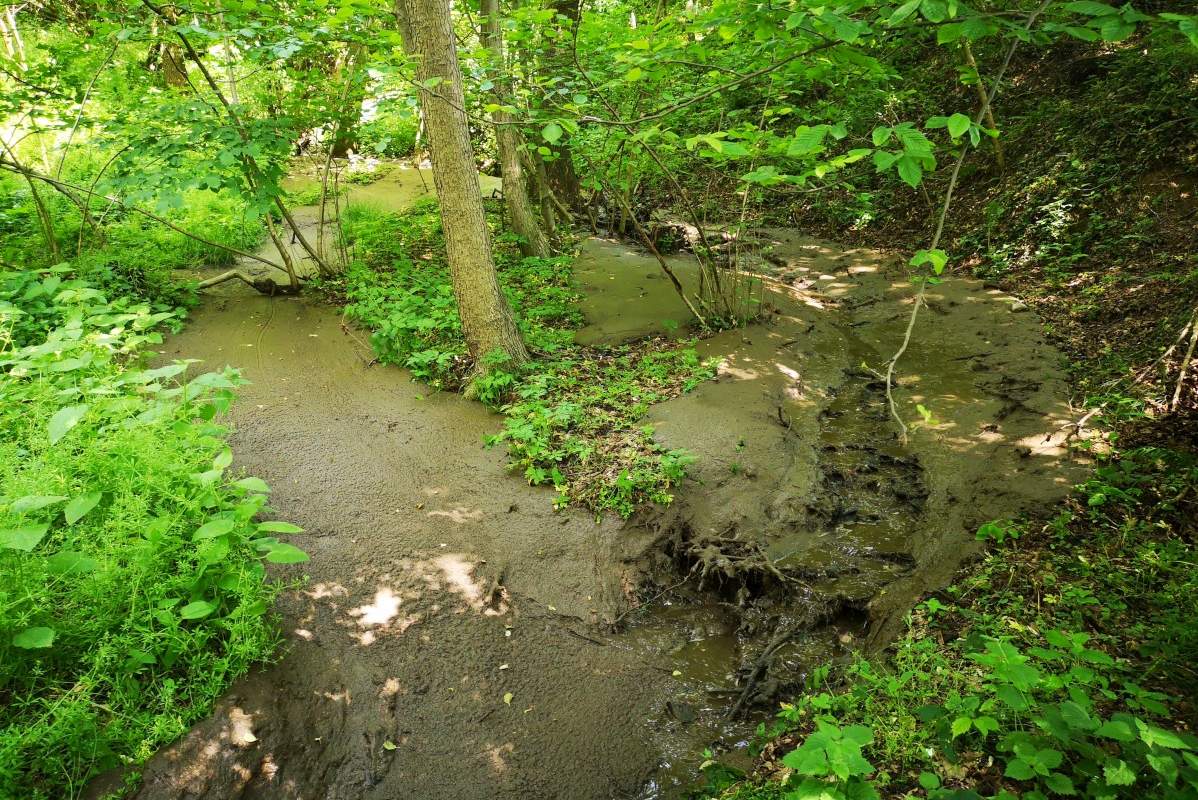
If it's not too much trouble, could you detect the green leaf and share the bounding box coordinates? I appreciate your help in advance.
[263,542,310,563]
[10,495,68,514]
[179,600,217,620]
[0,523,50,551]
[1005,758,1036,780]
[64,492,102,524]
[45,550,98,575]
[193,518,235,540]
[896,155,922,187]
[888,0,921,25]
[919,772,941,790]
[1137,719,1191,750]
[951,716,973,738]
[871,126,892,146]
[234,476,270,493]
[542,122,563,144]
[947,113,971,138]
[257,521,303,533]
[48,404,89,444]
[1044,772,1076,795]
[12,626,55,649]
[1099,16,1136,40]
[1096,719,1135,741]
[1063,1,1119,15]
[1104,758,1136,785]
[213,447,233,470]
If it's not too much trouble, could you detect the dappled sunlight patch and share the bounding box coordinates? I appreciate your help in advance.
[427,505,485,524]
[485,742,515,775]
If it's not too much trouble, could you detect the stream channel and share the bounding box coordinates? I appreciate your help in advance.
[97,166,1084,800]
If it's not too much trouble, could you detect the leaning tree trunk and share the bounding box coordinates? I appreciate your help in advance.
[398,0,529,367]
[481,0,549,258]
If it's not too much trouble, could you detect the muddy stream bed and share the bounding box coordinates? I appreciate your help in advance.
[94,171,1083,800]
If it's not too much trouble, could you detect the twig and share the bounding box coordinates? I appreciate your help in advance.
[883,0,1051,444]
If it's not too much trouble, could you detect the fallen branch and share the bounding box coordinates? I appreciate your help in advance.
[195,270,300,295]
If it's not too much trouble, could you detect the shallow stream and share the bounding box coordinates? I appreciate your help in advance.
[105,171,1083,800]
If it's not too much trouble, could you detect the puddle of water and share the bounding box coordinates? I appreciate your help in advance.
[571,238,704,346]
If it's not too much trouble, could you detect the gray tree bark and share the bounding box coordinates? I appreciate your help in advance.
[397,0,529,367]
[481,0,549,259]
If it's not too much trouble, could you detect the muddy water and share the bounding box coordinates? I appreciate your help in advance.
[574,230,1085,796]
[101,173,1084,799]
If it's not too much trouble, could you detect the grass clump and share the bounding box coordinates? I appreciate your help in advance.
[701,446,1198,800]
[336,199,715,516]
[0,267,302,799]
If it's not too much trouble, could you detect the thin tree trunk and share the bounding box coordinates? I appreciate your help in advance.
[538,0,583,208]
[963,41,1004,170]
[481,0,549,258]
[398,0,529,367]
[0,138,58,260]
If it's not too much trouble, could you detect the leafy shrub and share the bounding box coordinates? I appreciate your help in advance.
[0,270,301,798]
[710,447,1198,800]
[357,112,420,158]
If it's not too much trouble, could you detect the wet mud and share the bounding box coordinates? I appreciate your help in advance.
[92,176,1083,799]
[597,230,1085,794]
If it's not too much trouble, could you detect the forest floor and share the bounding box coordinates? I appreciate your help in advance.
[83,168,1089,799]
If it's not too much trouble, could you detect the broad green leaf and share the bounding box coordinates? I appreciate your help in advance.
[1103,758,1136,785]
[12,626,55,649]
[1096,719,1135,741]
[951,716,973,738]
[64,492,102,524]
[234,476,270,493]
[888,0,921,25]
[1063,0,1119,15]
[257,521,303,533]
[0,523,50,551]
[45,550,98,575]
[213,448,233,470]
[542,122,563,144]
[179,600,217,620]
[947,113,971,138]
[263,542,309,563]
[193,518,235,540]
[896,155,922,187]
[11,495,68,514]
[48,404,89,444]
[1137,719,1191,750]
[1044,772,1076,795]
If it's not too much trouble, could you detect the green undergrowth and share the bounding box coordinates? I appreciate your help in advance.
[702,446,1198,800]
[335,199,716,515]
[0,171,264,307]
[0,267,303,799]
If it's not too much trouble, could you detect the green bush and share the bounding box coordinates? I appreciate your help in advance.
[357,111,420,158]
[0,269,301,798]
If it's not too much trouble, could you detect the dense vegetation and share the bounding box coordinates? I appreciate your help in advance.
[1,0,1195,798]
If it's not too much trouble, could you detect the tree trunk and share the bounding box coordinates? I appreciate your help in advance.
[481,0,549,259]
[397,0,529,367]
[539,0,583,208]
